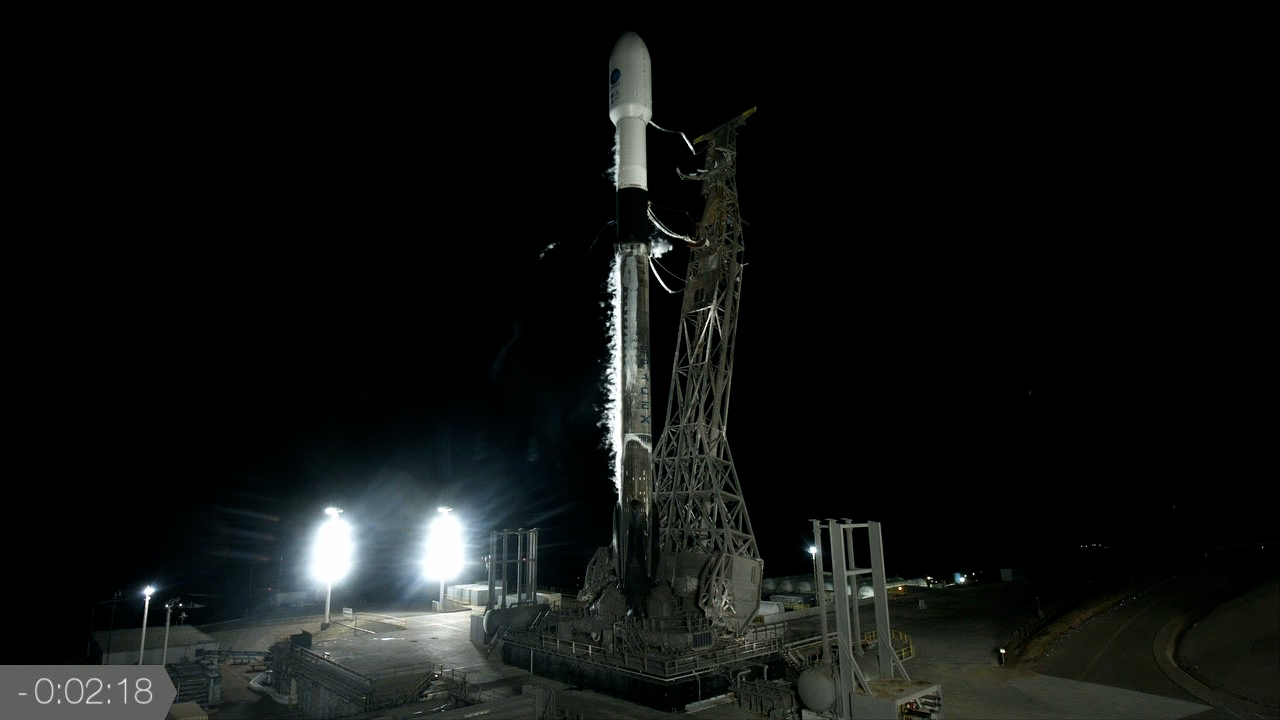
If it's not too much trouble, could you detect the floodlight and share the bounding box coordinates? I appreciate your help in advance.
[312,510,353,584]
[423,508,464,582]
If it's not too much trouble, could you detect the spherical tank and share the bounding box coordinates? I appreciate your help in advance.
[796,580,813,592]
[761,578,777,593]
[778,579,794,593]
[797,664,837,711]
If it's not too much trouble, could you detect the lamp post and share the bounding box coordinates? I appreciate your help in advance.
[809,545,821,604]
[312,507,352,627]
[105,591,120,665]
[161,598,180,667]
[809,524,831,668]
[87,590,122,663]
[138,585,155,666]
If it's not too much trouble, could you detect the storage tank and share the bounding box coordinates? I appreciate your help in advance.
[797,664,836,711]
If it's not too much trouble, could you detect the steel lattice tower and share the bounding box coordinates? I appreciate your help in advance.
[652,110,761,630]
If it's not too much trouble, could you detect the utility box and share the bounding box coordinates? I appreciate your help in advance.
[849,680,943,719]
[469,613,488,647]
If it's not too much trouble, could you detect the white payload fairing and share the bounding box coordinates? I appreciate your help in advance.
[609,31,655,613]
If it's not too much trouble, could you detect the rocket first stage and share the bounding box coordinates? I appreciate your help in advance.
[610,31,654,613]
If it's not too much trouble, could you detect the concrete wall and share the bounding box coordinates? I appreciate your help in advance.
[105,641,217,667]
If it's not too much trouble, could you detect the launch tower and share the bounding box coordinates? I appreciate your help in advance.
[651,108,763,634]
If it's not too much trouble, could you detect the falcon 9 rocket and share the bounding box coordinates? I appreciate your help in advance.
[609,31,654,612]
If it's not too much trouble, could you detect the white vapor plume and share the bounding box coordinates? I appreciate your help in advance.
[600,251,623,498]
[606,129,620,188]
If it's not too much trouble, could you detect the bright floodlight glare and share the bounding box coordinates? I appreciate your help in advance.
[311,512,354,583]
[143,585,155,597]
[808,546,817,556]
[423,510,464,581]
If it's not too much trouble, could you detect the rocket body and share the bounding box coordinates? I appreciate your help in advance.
[609,31,654,611]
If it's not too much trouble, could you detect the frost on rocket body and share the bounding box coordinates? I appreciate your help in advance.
[599,253,623,498]
[607,129,620,189]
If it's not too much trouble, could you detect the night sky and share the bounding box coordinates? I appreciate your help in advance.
[11,20,1271,662]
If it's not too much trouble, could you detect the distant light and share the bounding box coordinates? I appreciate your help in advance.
[143,585,155,598]
[999,648,1006,654]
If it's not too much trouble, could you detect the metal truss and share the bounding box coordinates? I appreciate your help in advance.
[653,111,759,565]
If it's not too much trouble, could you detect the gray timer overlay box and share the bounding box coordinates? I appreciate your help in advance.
[2,665,176,720]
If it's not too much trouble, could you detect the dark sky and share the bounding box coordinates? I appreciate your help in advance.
[11,20,1272,656]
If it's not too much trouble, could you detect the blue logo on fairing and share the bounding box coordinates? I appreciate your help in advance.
[611,69,621,85]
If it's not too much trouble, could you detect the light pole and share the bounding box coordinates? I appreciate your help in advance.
[809,545,821,605]
[87,591,122,662]
[105,591,120,665]
[138,585,155,666]
[312,507,353,627]
[161,598,180,667]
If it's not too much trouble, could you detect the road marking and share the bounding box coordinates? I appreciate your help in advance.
[1079,593,1165,682]
[1012,675,1210,719]
[415,621,466,632]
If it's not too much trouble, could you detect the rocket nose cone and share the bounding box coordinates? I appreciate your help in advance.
[612,31,648,57]
[609,31,653,125]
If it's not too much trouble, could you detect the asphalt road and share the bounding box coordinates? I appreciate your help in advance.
[1022,554,1278,720]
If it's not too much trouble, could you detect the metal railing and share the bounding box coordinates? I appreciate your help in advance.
[782,631,838,669]
[289,647,373,706]
[516,623,784,680]
[861,628,914,661]
[284,644,500,714]
[366,662,445,710]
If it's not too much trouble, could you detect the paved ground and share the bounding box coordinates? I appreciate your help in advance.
[845,583,1214,719]
[195,565,1278,718]
[1180,576,1279,710]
